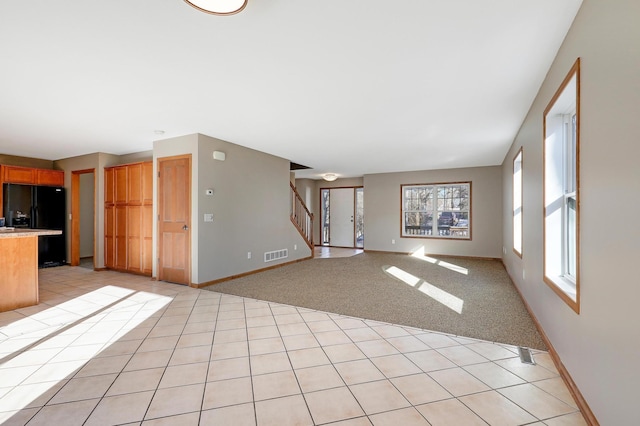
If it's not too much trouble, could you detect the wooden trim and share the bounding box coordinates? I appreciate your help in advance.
[363,249,500,262]
[193,255,314,288]
[503,262,598,425]
[542,57,581,314]
[513,147,523,258]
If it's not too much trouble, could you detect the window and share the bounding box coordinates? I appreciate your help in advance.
[355,188,364,248]
[513,148,523,257]
[543,58,580,313]
[401,182,471,239]
[320,189,330,245]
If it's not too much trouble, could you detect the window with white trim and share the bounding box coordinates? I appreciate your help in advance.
[543,58,580,313]
[513,148,523,257]
[401,182,470,239]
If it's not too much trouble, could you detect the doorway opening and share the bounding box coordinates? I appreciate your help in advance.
[70,169,96,268]
[320,186,364,248]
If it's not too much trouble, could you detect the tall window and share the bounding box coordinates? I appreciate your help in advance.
[320,189,330,245]
[401,182,471,239]
[355,188,364,248]
[513,149,523,257]
[543,58,580,313]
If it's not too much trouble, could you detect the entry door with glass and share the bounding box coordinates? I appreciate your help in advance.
[321,187,364,248]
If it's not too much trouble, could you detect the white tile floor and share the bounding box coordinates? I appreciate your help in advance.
[0,266,587,425]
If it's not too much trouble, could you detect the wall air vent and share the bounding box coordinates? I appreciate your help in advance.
[264,249,288,263]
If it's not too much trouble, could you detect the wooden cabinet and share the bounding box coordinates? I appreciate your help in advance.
[3,165,35,184]
[1,165,63,186]
[36,169,64,186]
[104,161,153,276]
[0,164,65,214]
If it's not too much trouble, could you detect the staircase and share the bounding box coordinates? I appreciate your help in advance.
[290,182,314,250]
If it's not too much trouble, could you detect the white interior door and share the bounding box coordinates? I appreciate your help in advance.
[330,188,355,247]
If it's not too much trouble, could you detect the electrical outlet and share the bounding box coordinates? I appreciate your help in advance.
[391,239,395,244]
[247,252,251,259]
[204,213,214,222]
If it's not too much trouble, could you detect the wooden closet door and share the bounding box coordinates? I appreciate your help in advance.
[142,162,153,275]
[104,168,115,268]
[142,162,153,205]
[127,163,142,204]
[104,206,115,268]
[115,205,127,270]
[115,167,127,204]
[127,205,142,273]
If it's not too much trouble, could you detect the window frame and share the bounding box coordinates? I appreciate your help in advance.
[400,182,471,240]
[543,58,581,314]
[513,148,523,258]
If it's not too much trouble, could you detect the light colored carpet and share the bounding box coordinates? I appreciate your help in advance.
[204,252,546,350]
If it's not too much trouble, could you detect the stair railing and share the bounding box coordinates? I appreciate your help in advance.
[290,182,314,250]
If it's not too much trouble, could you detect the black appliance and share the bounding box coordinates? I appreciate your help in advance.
[3,183,66,267]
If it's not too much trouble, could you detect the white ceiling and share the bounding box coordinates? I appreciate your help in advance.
[0,0,582,179]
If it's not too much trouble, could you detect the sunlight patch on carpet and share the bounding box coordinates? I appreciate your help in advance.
[383,265,464,314]
[410,247,469,275]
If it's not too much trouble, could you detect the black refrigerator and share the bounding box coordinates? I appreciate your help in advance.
[3,183,66,267]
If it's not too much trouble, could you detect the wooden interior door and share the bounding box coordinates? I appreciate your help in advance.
[158,155,191,285]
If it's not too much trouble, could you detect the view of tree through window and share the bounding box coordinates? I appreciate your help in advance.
[402,183,471,239]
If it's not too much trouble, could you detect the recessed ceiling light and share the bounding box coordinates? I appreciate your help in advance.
[154,130,165,135]
[184,0,248,15]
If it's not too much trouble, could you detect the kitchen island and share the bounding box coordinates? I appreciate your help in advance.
[0,228,63,312]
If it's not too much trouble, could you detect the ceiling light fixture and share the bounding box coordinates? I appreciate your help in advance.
[323,173,338,182]
[184,0,247,15]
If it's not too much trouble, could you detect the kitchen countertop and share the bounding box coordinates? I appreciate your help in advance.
[0,228,63,238]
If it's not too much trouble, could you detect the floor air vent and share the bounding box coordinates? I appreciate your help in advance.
[264,249,288,263]
[518,346,535,365]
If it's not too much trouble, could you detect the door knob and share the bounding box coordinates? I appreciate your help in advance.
[183,225,189,230]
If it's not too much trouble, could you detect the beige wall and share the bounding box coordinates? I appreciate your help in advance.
[197,134,309,283]
[364,167,502,258]
[0,154,54,169]
[154,134,310,284]
[501,0,639,423]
